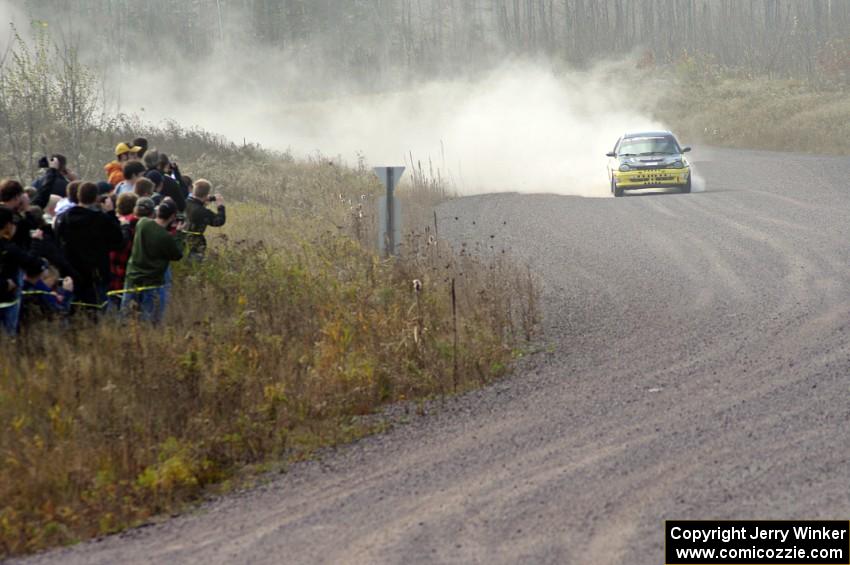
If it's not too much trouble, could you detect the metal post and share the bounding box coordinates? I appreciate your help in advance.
[374,167,404,257]
[386,169,395,256]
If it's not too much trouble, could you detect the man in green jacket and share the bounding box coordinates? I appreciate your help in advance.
[121,198,184,323]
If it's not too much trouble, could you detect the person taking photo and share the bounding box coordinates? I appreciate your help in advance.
[183,179,225,261]
[32,154,75,209]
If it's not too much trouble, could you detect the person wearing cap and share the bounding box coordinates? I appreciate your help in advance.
[0,206,46,334]
[122,198,184,323]
[131,137,148,159]
[105,142,143,188]
[133,196,156,219]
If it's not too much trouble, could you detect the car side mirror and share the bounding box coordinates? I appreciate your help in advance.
[606,151,616,158]
[682,146,692,153]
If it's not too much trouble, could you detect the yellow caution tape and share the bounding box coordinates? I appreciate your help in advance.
[71,300,109,310]
[106,285,164,297]
[17,285,165,309]
[22,290,53,296]
[65,286,164,309]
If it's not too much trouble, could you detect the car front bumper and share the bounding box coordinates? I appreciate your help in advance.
[613,168,690,188]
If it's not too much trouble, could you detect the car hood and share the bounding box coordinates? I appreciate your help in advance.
[619,154,684,166]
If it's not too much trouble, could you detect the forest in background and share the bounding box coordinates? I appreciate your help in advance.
[13,0,850,93]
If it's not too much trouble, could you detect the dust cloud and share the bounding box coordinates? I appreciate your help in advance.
[125,60,666,197]
[690,169,707,193]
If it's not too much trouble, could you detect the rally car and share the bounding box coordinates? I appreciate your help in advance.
[606,131,692,197]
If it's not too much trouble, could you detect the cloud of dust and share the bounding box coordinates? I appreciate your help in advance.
[691,169,707,193]
[123,60,666,197]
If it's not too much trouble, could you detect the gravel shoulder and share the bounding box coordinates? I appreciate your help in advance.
[15,147,850,565]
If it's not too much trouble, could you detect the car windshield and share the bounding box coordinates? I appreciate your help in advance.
[618,137,679,156]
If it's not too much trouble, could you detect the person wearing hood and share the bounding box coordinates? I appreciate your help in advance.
[144,150,186,211]
[144,170,165,199]
[55,181,123,311]
[104,143,142,188]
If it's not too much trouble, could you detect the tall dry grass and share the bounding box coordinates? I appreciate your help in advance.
[655,71,850,156]
[0,145,538,556]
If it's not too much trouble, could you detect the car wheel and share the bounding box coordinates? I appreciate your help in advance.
[612,178,624,198]
[681,174,692,194]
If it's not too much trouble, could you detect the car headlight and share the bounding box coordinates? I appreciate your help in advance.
[669,160,684,169]
[619,164,631,172]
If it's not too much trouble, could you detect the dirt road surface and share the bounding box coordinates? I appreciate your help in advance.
[18,147,850,564]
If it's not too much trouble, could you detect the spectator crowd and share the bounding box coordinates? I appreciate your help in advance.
[0,138,226,334]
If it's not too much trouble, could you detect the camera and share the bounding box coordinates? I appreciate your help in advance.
[37,154,66,170]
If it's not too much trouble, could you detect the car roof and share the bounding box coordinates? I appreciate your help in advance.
[622,130,675,139]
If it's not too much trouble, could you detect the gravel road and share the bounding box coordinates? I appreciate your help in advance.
[17,147,850,564]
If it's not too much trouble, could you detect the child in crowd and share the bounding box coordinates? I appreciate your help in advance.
[22,264,74,323]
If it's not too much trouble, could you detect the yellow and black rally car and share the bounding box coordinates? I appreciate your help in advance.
[606,131,692,197]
